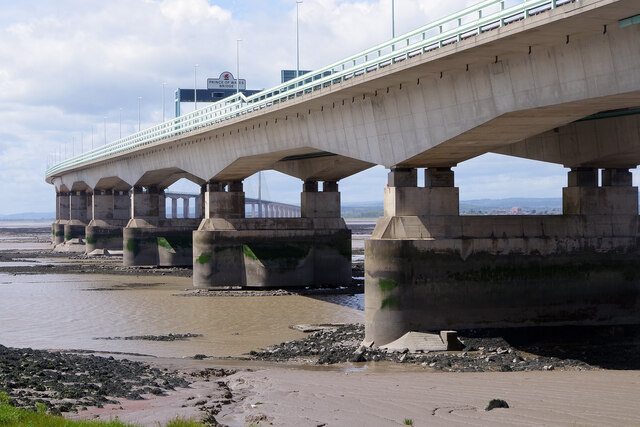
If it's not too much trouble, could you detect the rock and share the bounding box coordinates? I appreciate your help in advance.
[485,399,509,411]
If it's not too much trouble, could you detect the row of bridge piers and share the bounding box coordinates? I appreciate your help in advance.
[51,167,640,346]
[52,180,351,289]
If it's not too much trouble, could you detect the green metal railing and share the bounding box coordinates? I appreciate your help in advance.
[46,0,575,177]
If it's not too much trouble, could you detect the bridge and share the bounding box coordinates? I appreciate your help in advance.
[163,192,301,219]
[46,0,640,346]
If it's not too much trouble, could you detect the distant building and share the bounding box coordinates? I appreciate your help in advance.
[281,69,311,83]
[510,207,522,215]
[174,71,261,117]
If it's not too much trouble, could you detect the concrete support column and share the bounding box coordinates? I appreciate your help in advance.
[183,197,190,219]
[602,168,633,187]
[57,192,70,221]
[171,198,178,219]
[131,186,164,222]
[113,191,130,220]
[204,181,245,219]
[53,192,70,245]
[301,180,341,218]
[69,191,89,223]
[63,190,90,242]
[563,168,638,215]
[384,167,459,216]
[92,190,113,220]
[86,190,129,253]
[199,184,206,219]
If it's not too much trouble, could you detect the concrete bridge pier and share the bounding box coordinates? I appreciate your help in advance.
[52,191,70,245]
[85,190,130,253]
[63,191,90,242]
[364,166,640,347]
[193,179,351,288]
[123,185,200,267]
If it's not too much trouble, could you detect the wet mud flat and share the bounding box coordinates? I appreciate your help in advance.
[247,323,640,372]
[0,344,188,413]
[0,344,244,426]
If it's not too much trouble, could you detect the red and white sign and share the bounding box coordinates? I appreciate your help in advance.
[207,71,246,90]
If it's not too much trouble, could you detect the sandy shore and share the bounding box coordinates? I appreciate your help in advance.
[223,366,640,427]
[67,356,640,427]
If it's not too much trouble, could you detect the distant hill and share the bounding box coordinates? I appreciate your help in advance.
[460,198,562,210]
[0,212,55,220]
[342,198,567,218]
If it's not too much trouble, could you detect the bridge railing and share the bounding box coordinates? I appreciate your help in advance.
[47,0,575,177]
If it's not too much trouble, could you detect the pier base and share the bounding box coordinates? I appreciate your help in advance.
[86,220,127,252]
[365,167,640,346]
[123,219,199,267]
[365,214,640,346]
[51,220,67,245]
[192,218,351,288]
[63,220,87,242]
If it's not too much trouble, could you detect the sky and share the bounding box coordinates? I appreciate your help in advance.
[0,0,610,214]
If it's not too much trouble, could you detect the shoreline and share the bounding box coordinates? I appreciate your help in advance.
[2,226,640,425]
[3,345,640,426]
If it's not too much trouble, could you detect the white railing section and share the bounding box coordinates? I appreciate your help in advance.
[46,0,574,177]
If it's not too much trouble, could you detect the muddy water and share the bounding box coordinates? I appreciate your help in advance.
[0,273,364,358]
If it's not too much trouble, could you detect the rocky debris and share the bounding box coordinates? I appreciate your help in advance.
[0,344,189,414]
[176,284,363,298]
[485,399,509,411]
[192,376,236,427]
[189,368,237,380]
[245,413,274,425]
[94,333,203,341]
[290,324,348,333]
[248,324,596,372]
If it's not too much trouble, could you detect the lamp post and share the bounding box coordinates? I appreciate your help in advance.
[137,97,142,131]
[392,0,395,38]
[296,1,302,78]
[236,40,242,96]
[162,82,167,122]
[194,64,199,111]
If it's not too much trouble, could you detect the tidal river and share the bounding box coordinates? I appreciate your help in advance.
[0,220,370,358]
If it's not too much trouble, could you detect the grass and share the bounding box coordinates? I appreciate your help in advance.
[404,419,413,425]
[0,393,206,427]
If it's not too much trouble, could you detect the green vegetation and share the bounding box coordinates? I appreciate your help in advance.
[378,278,398,292]
[196,252,211,264]
[0,394,206,426]
[242,244,259,261]
[380,294,401,310]
[125,239,137,253]
[85,236,97,244]
[404,419,414,425]
[157,237,175,253]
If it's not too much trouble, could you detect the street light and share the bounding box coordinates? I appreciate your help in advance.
[296,1,302,78]
[162,82,167,122]
[138,97,142,131]
[236,40,242,96]
[194,64,199,111]
[392,0,395,38]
